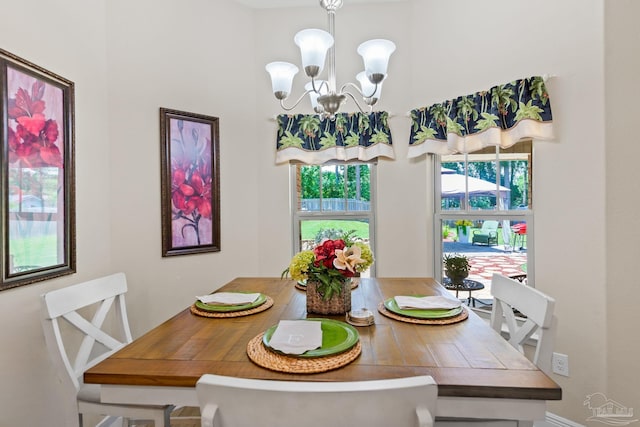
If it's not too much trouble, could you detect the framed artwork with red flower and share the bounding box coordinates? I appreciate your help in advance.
[0,49,76,291]
[160,108,220,256]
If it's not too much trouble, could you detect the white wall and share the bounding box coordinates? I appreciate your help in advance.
[0,0,635,425]
[0,0,113,424]
[604,0,640,409]
[105,0,260,335]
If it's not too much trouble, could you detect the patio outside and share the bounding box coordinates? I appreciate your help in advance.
[443,236,527,305]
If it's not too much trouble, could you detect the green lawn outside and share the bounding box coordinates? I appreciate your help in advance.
[10,235,58,268]
[301,220,370,241]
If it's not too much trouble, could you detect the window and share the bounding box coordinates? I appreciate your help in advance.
[435,141,533,308]
[291,162,376,277]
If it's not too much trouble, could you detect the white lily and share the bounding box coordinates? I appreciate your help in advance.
[333,245,365,273]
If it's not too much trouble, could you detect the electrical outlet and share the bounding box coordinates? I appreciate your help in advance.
[552,352,569,376]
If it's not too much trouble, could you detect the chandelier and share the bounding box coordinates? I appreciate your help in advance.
[265,0,396,118]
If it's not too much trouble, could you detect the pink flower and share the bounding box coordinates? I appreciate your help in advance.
[313,239,346,269]
[7,81,63,169]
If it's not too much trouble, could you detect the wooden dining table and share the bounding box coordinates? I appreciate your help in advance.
[84,277,561,423]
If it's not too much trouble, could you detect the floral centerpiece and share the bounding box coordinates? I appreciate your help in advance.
[283,231,374,314]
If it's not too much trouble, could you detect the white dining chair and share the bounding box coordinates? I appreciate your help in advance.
[196,374,438,427]
[490,273,557,375]
[41,272,175,427]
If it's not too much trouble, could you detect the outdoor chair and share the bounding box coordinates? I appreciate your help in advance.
[41,272,175,427]
[472,220,499,246]
[196,374,438,427]
[490,273,557,375]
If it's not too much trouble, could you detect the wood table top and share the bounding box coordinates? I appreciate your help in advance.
[84,277,561,400]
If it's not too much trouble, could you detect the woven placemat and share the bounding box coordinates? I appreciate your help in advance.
[295,281,359,291]
[190,296,274,318]
[377,302,469,325]
[246,332,361,374]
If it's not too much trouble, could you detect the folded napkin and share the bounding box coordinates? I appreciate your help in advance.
[196,292,261,306]
[268,320,322,355]
[394,295,462,310]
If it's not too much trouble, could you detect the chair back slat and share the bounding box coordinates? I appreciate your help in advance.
[490,273,557,374]
[43,272,128,319]
[196,374,437,427]
[41,273,133,390]
[491,273,555,327]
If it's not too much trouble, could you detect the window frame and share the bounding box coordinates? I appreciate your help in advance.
[289,161,377,277]
[432,144,534,288]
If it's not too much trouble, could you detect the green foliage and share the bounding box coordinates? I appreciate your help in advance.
[302,220,369,240]
[442,225,451,239]
[443,253,470,276]
[278,131,304,148]
[442,159,529,208]
[299,164,371,202]
[314,228,345,244]
[514,100,544,121]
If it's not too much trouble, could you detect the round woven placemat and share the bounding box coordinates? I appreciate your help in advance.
[377,302,469,325]
[190,296,274,318]
[295,281,359,291]
[246,332,361,374]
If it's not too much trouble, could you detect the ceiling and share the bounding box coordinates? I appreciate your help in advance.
[233,0,405,9]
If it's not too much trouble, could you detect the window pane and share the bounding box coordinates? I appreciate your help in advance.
[294,163,376,277]
[500,158,530,209]
[8,167,61,271]
[441,157,500,211]
[441,141,532,212]
[299,165,321,212]
[442,218,528,306]
[346,164,371,211]
[321,165,345,210]
[298,164,371,213]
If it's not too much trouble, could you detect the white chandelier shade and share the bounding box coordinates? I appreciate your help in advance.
[356,72,384,105]
[294,29,334,78]
[305,80,328,111]
[357,39,396,83]
[265,62,299,100]
[265,0,395,118]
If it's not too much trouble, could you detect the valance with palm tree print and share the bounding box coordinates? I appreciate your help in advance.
[408,76,553,157]
[275,111,395,164]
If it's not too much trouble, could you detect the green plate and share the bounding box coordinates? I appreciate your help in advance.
[263,318,359,358]
[384,297,463,319]
[195,292,267,313]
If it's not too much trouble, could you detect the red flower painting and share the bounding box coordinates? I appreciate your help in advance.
[169,118,213,247]
[7,81,63,169]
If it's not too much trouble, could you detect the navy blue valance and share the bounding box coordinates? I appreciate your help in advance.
[408,76,554,156]
[275,111,395,164]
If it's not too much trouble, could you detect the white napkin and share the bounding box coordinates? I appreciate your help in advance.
[196,292,261,306]
[394,295,462,310]
[268,320,322,355]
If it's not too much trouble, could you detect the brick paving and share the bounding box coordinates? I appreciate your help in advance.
[443,241,527,302]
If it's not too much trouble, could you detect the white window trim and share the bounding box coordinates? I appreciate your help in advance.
[431,154,535,287]
[289,163,377,277]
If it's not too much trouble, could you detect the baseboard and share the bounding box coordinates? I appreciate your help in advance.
[541,412,585,427]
